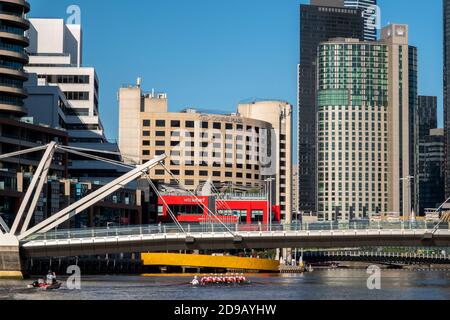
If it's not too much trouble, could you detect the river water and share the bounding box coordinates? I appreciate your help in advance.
[1,270,450,300]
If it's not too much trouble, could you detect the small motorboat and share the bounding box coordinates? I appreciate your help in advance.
[27,279,62,291]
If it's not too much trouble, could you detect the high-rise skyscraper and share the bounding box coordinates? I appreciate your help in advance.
[444,0,450,199]
[344,0,378,41]
[418,129,445,215]
[316,24,412,221]
[418,96,438,140]
[409,46,418,216]
[298,0,365,214]
[0,0,30,117]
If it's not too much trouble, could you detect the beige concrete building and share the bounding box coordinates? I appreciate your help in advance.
[237,101,293,222]
[381,24,412,219]
[118,83,293,221]
[292,165,299,219]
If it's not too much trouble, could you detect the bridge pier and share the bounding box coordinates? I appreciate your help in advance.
[0,235,24,279]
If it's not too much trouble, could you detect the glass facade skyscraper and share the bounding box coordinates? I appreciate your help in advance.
[317,24,412,221]
[317,39,389,220]
[418,96,438,140]
[344,0,378,41]
[444,0,450,199]
[298,1,364,215]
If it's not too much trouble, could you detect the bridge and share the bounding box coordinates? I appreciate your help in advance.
[19,222,450,258]
[1,143,450,278]
[303,250,450,266]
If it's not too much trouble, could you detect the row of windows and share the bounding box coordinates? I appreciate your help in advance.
[38,74,90,84]
[153,169,260,180]
[142,119,261,132]
[142,140,259,151]
[142,130,260,142]
[63,91,90,101]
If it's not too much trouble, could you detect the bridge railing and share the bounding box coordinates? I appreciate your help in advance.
[20,221,449,243]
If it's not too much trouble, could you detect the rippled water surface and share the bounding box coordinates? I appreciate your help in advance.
[1,270,450,300]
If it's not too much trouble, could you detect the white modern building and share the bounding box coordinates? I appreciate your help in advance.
[23,19,122,180]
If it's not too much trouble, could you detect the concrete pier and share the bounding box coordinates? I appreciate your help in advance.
[0,235,23,279]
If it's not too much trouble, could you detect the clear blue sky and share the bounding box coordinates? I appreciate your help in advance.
[28,0,443,160]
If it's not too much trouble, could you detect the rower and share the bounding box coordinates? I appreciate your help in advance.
[191,276,200,286]
[46,270,56,285]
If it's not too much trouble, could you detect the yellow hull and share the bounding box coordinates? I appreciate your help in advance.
[0,271,23,280]
[141,253,280,272]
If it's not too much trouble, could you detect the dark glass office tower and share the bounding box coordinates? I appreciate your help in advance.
[418,129,445,215]
[298,1,364,214]
[409,46,418,214]
[444,0,450,199]
[418,96,438,140]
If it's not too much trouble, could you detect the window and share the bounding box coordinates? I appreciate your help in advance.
[185,121,195,128]
[155,150,165,156]
[143,131,150,137]
[156,131,165,137]
[213,122,222,130]
[202,122,209,129]
[143,140,150,146]
[171,120,180,128]
[226,123,233,130]
[213,171,221,177]
[185,170,194,176]
[63,91,90,100]
[142,150,150,156]
[156,120,166,127]
[155,141,165,147]
[200,171,208,176]
[251,210,264,222]
[225,172,233,178]
[155,170,165,176]
[143,120,150,127]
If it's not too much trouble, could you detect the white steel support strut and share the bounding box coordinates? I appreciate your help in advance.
[20,144,56,234]
[0,145,48,160]
[9,142,57,235]
[18,155,166,240]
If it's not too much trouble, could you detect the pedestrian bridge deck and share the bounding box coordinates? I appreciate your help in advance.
[19,222,450,258]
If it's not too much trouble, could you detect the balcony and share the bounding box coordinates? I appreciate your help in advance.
[0,66,27,79]
[0,31,29,46]
[0,0,30,13]
[0,13,29,28]
[0,102,26,115]
[0,48,28,63]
